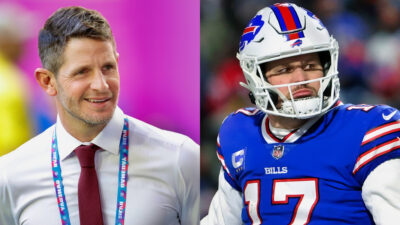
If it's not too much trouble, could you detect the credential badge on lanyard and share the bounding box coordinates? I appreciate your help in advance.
[51,118,130,225]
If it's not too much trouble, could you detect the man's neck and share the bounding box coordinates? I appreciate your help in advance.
[268,114,309,130]
[58,113,107,142]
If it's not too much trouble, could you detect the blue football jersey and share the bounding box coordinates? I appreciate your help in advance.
[216,104,400,225]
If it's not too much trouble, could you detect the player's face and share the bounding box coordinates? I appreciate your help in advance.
[265,53,323,104]
[55,38,120,127]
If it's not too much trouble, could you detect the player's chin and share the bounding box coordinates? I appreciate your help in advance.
[82,113,113,126]
[81,104,116,125]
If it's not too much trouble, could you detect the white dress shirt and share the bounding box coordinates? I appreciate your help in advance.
[0,107,199,225]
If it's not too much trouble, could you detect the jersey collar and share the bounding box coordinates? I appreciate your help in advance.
[261,114,322,144]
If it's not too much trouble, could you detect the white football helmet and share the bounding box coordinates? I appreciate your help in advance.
[237,3,340,119]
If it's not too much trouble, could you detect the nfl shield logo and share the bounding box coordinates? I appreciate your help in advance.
[272,145,284,160]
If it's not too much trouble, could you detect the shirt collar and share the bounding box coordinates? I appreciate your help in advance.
[56,106,125,160]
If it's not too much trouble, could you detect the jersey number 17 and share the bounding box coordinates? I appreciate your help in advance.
[244,178,319,225]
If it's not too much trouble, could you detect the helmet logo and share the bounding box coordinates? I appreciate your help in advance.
[270,3,305,41]
[291,39,303,48]
[239,15,265,52]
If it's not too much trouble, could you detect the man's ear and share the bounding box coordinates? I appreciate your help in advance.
[34,68,57,96]
[115,52,120,64]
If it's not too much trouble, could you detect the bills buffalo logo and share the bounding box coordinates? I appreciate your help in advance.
[291,39,302,47]
[272,145,285,160]
[239,15,265,51]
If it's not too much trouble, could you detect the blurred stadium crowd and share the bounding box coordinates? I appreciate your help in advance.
[201,0,400,216]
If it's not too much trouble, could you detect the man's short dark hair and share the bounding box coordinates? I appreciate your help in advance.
[38,6,114,75]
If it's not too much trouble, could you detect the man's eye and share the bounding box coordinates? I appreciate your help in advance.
[304,63,322,71]
[267,67,290,77]
[103,64,115,72]
[76,69,88,75]
[104,65,113,70]
[304,64,313,70]
[277,68,289,73]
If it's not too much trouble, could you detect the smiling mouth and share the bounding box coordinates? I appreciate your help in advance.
[85,98,111,103]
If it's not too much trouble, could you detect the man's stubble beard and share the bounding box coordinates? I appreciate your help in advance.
[57,88,117,128]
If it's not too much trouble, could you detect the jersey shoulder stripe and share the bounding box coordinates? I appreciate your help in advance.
[234,108,260,116]
[353,137,400,174]
[344,104,400,181]
[362,120,400,145]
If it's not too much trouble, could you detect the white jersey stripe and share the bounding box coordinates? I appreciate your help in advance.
[362,121,400,145]
[353,138,400,174]
[234,108,260,116]
[216,151,232,177]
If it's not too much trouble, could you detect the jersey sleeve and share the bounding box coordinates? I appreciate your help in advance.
[177,137,200,225]
[353,106,400,184]
[200,169,243,225]
[215,108,262,191]
[216,134,242,192]
[362,158,400,224]
[203,108,262,224]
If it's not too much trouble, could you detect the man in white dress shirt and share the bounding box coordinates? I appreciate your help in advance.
[0,6,199,225]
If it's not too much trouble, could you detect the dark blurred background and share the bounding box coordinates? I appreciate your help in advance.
[200,0,400,217]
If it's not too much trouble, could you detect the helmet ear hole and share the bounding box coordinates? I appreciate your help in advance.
[318,51,331,75]
[249,92,256,104]
[248,91,278,107]
[323,82,332,97]
[269,91,279,105]
[259,62,267,79]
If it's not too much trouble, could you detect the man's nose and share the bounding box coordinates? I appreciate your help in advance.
[291,67,308,83]
[90,70,109,90]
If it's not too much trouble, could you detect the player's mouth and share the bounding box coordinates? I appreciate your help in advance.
[292,88,314,99]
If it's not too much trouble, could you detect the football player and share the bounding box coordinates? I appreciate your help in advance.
[202,3,400,225]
